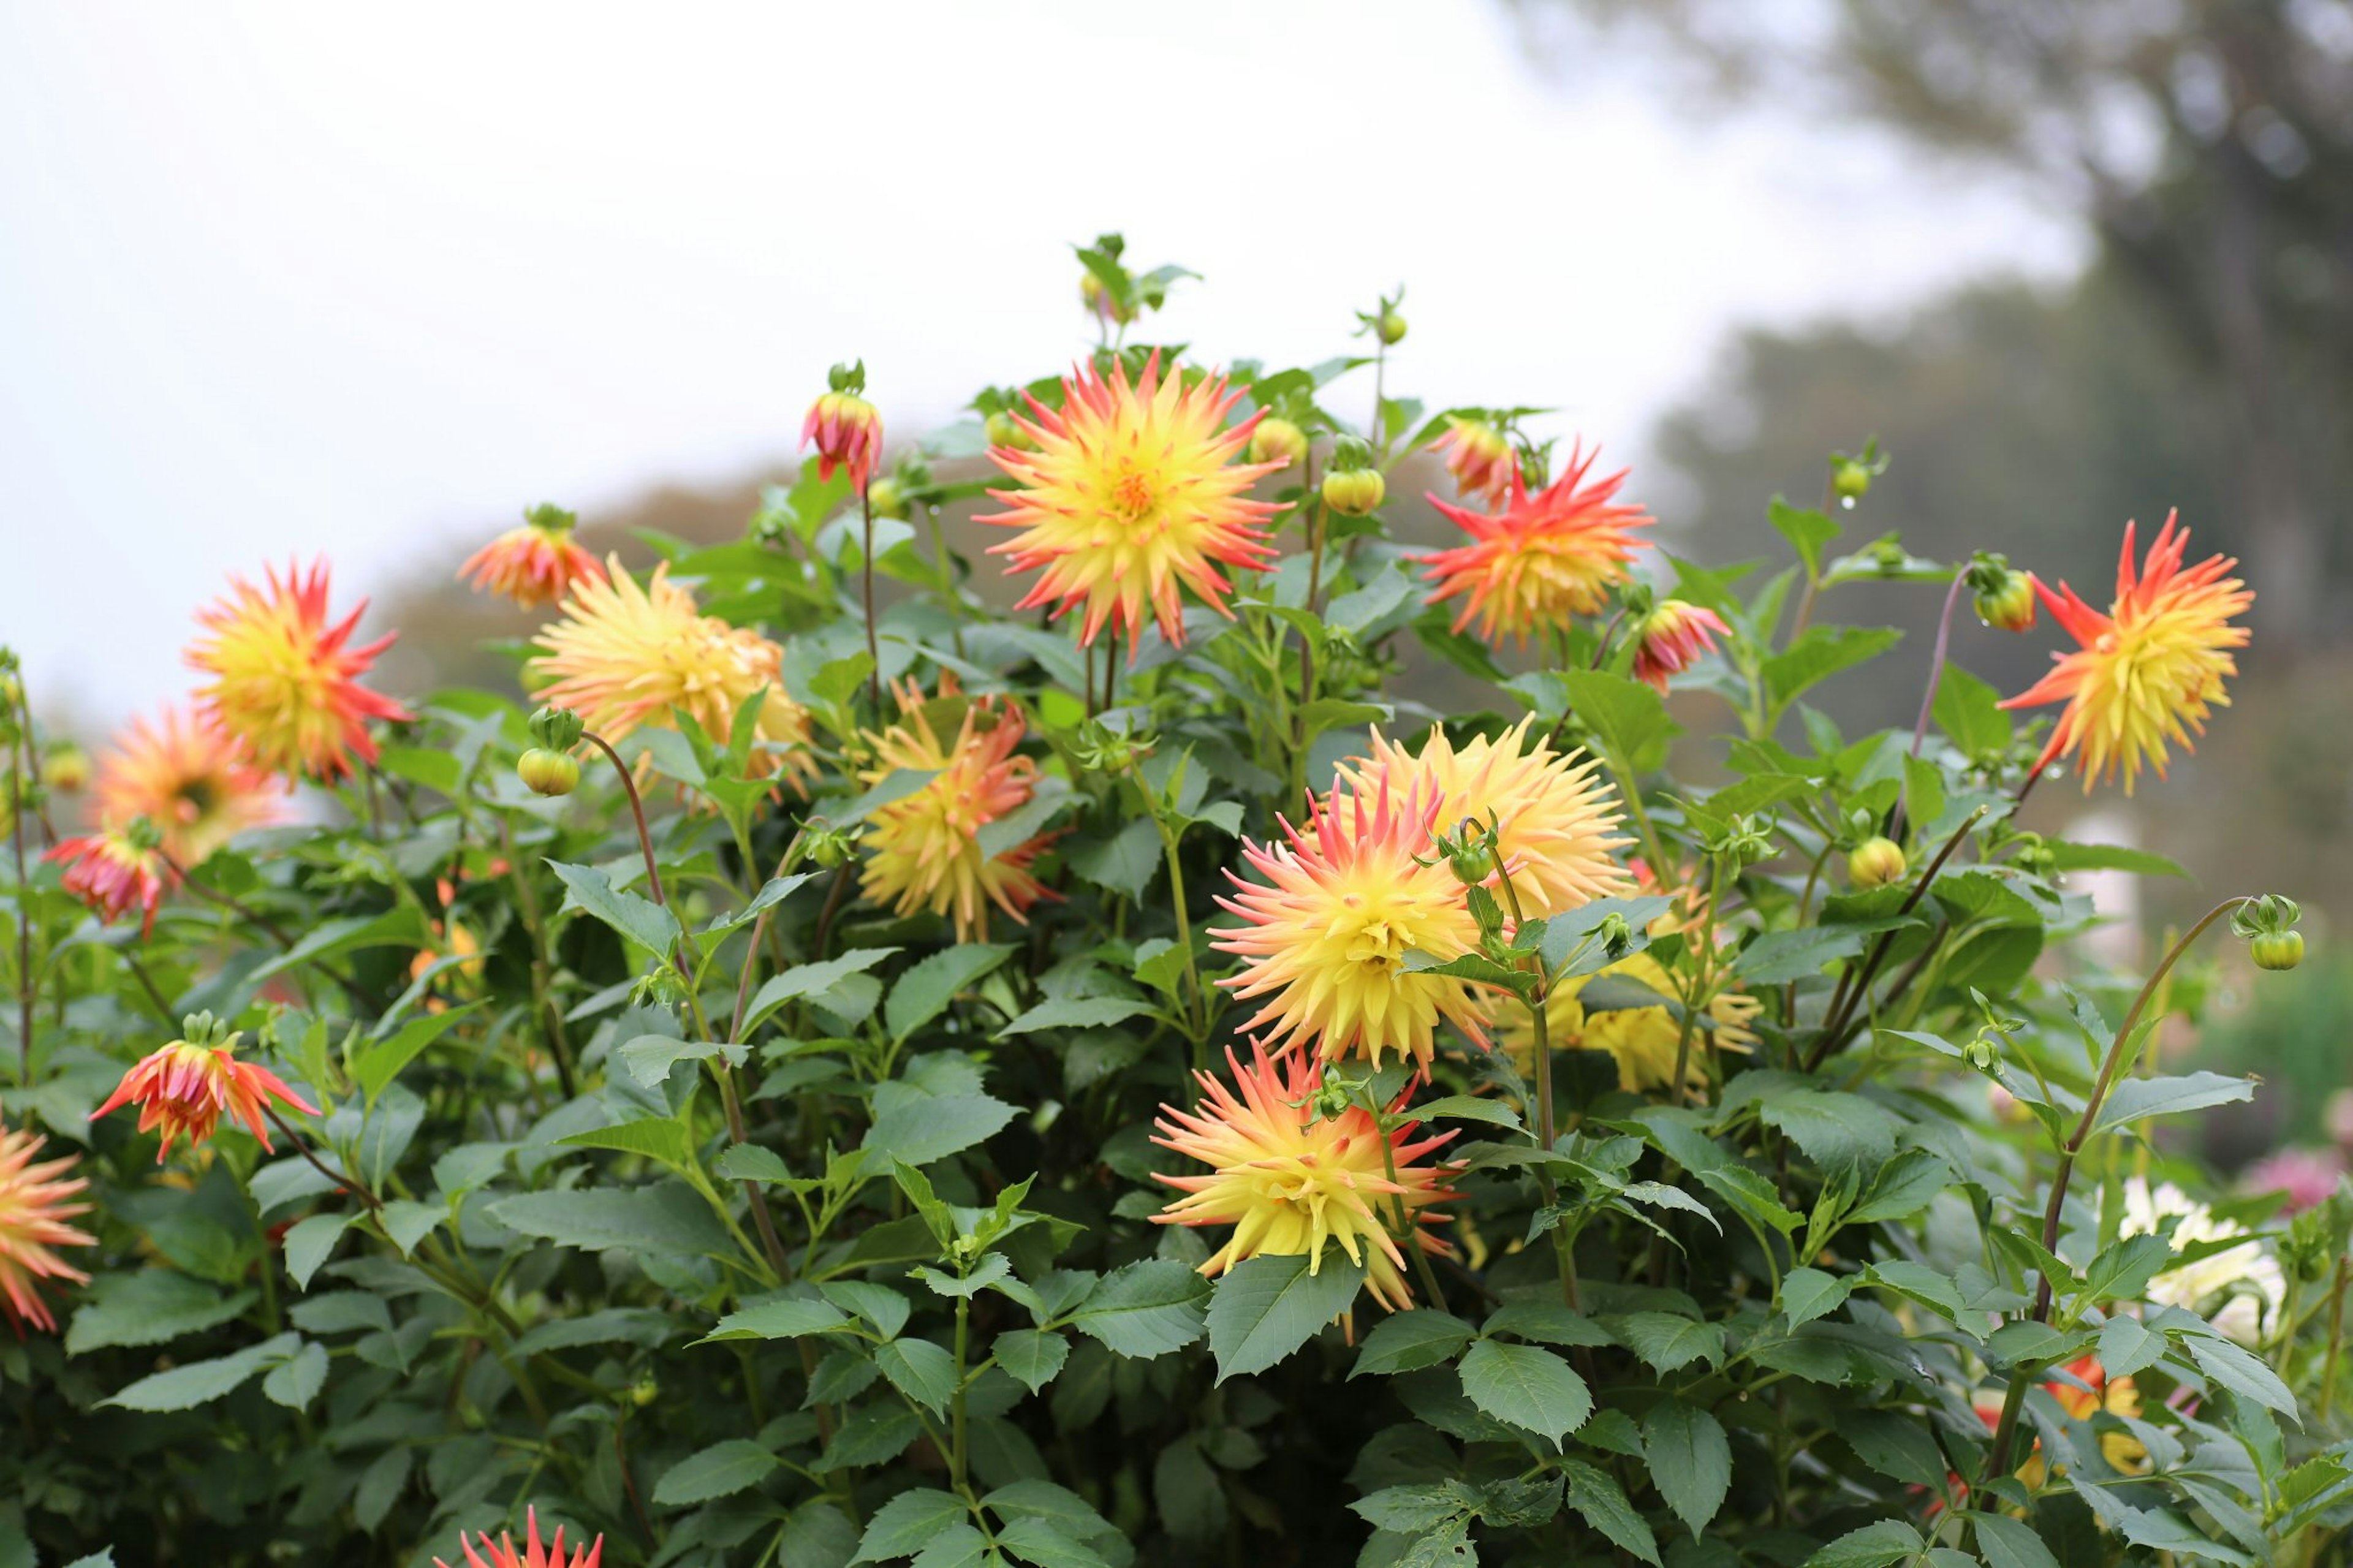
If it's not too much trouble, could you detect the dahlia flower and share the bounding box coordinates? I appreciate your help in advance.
[186,558,411,783]
[92,1020,320,1164]
[1214,778,1492,1069]
[1976,1355,2145,1486]
[1631,600,1730,692]
[1506,950,1760,1096]
[528,559,814,784]
[2242,1148,2341,1215]
[803,388,883,493]
[460,511,607,610]
[2000,515,2253,793]
[1420,443,1651,646]
[47,829,166,935]
[856,677,1055,942]
[94,706,282,867]
[1429,417,1515,507]
[1153,1043,1459,1312]
[0,1121,94,1335]
[39,744,90,793]
[1334,719,1631,917]
[436,1508,604,1568]
[981,352,1283,653]
[2116,1176,2284,1346]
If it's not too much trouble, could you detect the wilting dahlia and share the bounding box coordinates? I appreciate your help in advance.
[1506,949,1760,1096]
[436,1508,604,1568]
[1420,443,1651,645]
[0,1121,94,1335]
[1153,1043,1459,1312]
[981,352,1283,653]
[2001,514,2253,793]
[1430,417,1516,507]
[2116,1176,2284,1346]
[46,828,166,935]
[460,511,607,610]
[94,706,282,867]
[1214,778,1491,1069]
[92,1018,320,1164]
[856,677,1055,942]
[1335,719,1631,917]
[1631,599,1730,692]
[186,558,412,783]
[528,559,814,784]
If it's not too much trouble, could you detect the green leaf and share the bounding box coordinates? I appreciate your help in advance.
[615,1035,727,1091]
[288,1290,393,1337]
[373,1199,440,1259]
[561,1117,697,1173]
[1067,1260,1210,1358]
[2097,1314,2162,1379]
[510,1308,675,1356]
[885,944,1018,1042]
[1866,1260,1968,1326]
[1845,1148,1952,1226]
[1756,1089,1901,1171]
[816,1406,922,1472]
[282,1213,350,1290]
[1350,1311,1476,1378]
[1606,1313,1724,1374]
[993,1328,1070,1395]
[1204,1251,1363,1382]
[66,1272,254,1354]
[489,1181,733,1258]
[700,1297,854,1343]
[2090,1072,2256,1138]
[1551,668,1676,766]
[354,1003,480,1105]
[1768,496,1840,579]
[547,860,681,958]
[1560,1460,1661,1566]
[104,1331,301,1412]
[1763,626,1903,714]
[1457,1339,1592,1446]
[1802,1520,1923,1568]
[2182,1333,2299,1418]
[352,1448,412,1532]
[1482,1302,1612,1349]
[1694,1165,1803,1235]
[1777,1267,1852,1329]
[862,1093,1018,1167]
[2042,841,2190,879]
[248,906,430,982]
[1067,817,1163,903]
[1969,1513,2063,1568]
[742,948,901,1034]
[1932,665,2013,756]
[876,1338,960,1417]
[995,1514,1112,1568]
[820,1282,912,1340]
[654,1438,780,1507]
[1734,926,1877,985]
[996,996,1157,1036]
[854,1489,969,1563]
[1643,1401,1731,1538]
[701,871,818,935]
[1406,1095,1524,1129]
[2076,1233,2175,1308]
[260,1339,327,1409]
[1835,1407,1947,1489]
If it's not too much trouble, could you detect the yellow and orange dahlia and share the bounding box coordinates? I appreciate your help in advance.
[1153,1043,1459,1312]
[0,1119,94,1335]
[186,558,412,783]
[2000,513,2253,794]
[1214,778,1491,1069]
[981,352,1283,653]
[93,706,282,867]
[92,1018,320,1164]
[528,558,814,784]
[1336,719,1631,917]
[857,676,1055,941]
[47,828,166,935]
[436,1508,604,1568]
[1429,417,1516,507]
[1420,444,1651,645]
[460,509,607,610]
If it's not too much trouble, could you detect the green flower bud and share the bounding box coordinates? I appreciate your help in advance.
[1847,836,1908,890]
[517,748,580,797]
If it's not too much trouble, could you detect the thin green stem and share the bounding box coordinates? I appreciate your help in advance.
[2322,1256,2349,1422]
[861,486,882,716]
[9,699,32,1079]
[951,1293,971,1489]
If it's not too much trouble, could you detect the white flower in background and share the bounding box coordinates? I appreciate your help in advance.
[2117,1176,2286,1346]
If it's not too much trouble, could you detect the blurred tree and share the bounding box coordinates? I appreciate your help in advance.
[1544,0,2353,646]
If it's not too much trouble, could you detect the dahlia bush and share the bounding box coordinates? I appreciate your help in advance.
[3,237,2344,1567]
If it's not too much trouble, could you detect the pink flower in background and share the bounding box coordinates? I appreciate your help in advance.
[2243,1148,2342,1215]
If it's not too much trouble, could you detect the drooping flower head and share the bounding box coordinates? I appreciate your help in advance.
[1336,719,1632,917]
[1419,443,1651,645]
[803,383,884,494]
[94,706,282,867]
[1631,600,1730,692]
[0,1119,94,1335]
[980,352,1283,654]
[436,1508,604,1568]
[856,675,1056,942]
[1153,1043,1459,1312]
[46,827,166,935]
[2000,515,2253,793]
[2116,1176,2284,1346]
[460,506,608,611]
[186,558,412,783]
[1214,778,1492,1069]
[91,1013,320,1164]
[528,559,815,785]
[1430,417,1516,507]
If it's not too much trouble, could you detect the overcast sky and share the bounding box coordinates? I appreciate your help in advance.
[0,0,2080,737]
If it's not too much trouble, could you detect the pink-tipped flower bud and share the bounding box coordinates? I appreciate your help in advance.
[802,365,882,493]
[1430,418,1516,506]
[1975,569,2037,633]
[1631,600,1731,693]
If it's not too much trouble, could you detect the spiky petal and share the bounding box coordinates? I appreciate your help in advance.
[527,558,815,785]
[0,1121,94,1335]
[1999,514,2253,793]
[436,1507,604,1568]
[93,706,282,867]
[460,520,608,611]
[856,676,1056,942]
[1153,1043,1459,1312]
[91,1035,320,1164]
[1631,600,1730,692]
[1213,778,1491,1069]
[186,558,412,783]
[46,830,166,936]
[980,352,1283,654]
[1430,417,1516,507]
[1336,719,1632,917]
[1419,444,1651,646]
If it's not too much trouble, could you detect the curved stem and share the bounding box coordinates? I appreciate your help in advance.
[583,732,665,909]
[1804,806,1987,1069]
[1893,572,1971,841]
[261,1104,382,1210]
[861,487,882,716]
[9,698,32,1078]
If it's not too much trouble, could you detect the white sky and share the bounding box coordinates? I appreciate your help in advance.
[0,0,2081,735]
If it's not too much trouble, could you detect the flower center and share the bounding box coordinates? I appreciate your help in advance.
[1108,464,1159,526]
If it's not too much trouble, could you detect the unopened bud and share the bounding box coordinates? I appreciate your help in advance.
[868,476,907,520]
[1975,570,2036,633]
[1321,467,1385,517]
[1248,417,1308,469]
[984,410,1035,452]
[1848,836,1908,890]
[1376,310,1407,346]
[517,748,580,797]
[529,706,585,752]
[2253,930,2305,972]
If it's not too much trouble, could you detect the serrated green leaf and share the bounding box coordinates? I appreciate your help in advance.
[1204,1251,1362,1382]
[1643,1401,1730,1538]
[1350,1311,1476,1378]
[993,1328,1070,1395]
[547,860,681,958]
[876,1338,959,1417]
[653,1438,779,1506]
[103,1331,301,1412]
[1457,1339,1591,1446]
[281,1213,350,1291]
[885,944,1017,1042]
[260,1339,327,1409]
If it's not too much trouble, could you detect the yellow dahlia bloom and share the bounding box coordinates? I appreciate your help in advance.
[1336,719,1632,917]
[186,558,413,783]
[1506,949,1760,1096]
[0,1120,94,1335]
[1214,779,1492,1069]
[980,352,1283,652]
[1420,443,1651,645]
[93,706,282,867]
[2001,514,2253,793]
[528,558,814,784]
[1153,1043,1460,1312]
[856,676,1055,942]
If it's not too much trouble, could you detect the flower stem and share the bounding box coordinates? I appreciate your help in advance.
[8,711,32,1080]
[861,486,882,716]
[260,1104,381,1210]
[1493,860,1578,1310]
[1803,806,1987,1069]
[2322,1255,2349,1422]
[950,1292,972,1488]
[1892,572,1970,840]
[583,730,665,909]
